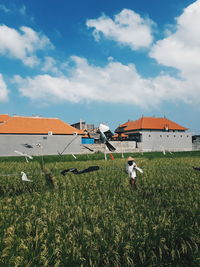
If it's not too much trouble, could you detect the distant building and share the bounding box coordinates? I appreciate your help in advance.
[115,116,192,152]
[112,133,128,141]
[0,114,83,156]
[71,119,95,131]
[71,119,97,144]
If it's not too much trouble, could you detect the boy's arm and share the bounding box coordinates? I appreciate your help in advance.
[135,166,143,173]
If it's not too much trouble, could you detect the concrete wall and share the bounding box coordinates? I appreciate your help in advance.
[80,134,193,153]
[1,132,193,157]
[80,141,136,153]
[111,141,136,152]
[138,131,192,152]
[0,134,81,156]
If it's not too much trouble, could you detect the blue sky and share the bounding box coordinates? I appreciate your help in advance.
[0,0,199,133]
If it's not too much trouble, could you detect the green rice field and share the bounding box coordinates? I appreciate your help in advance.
[0,152,199,266]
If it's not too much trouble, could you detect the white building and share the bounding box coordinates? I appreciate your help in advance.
[115,116,192,152]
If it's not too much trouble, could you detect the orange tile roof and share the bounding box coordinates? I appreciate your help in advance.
[0,114,83,135]
[82,134,89,138]
[0,114,10,123]
[118,117,188,131]
[121,133,128,137]
[113,133,128,138]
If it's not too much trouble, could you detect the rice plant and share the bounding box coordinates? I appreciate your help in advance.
[0,154,199,266]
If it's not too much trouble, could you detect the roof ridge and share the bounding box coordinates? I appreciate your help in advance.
[0,115,83,135]
[13,115,60,120]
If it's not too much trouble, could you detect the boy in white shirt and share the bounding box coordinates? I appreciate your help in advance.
[125,156,143,189]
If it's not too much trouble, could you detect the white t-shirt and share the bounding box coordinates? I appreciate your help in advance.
[126,162,143,179]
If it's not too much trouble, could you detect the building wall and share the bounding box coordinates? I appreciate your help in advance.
[0,134,81,156]
[111,141,136,152]
[137,131,192,152]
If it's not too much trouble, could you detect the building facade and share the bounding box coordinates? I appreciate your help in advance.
[71,119,95,131]
[0,114,82,156]
[115,116,192,152]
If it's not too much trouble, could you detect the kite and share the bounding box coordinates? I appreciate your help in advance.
[99,123,116,152]
[160,145,166,155]
[193,167,200,171]
[99,123,110,133]
[21,171,33,182]
[61,166,99,175]
[14,150,33,162]
[14,150,33,159]
[22,143,33,148]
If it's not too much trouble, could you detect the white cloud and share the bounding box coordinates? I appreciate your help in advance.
[13,56,200,107]
[14,57,153,105]
[150,0,200,76]
[86,9,154,50]
[10,1,200,108]
[41,56,62,75]
[0,25,53,67]
[0,74,9,102]
[148,0,200,106]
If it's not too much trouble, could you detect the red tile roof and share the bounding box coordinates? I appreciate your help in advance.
[117,117,188,132]
[0,114,83,135]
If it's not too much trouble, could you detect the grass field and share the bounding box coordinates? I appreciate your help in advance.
[0,152,199,266]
